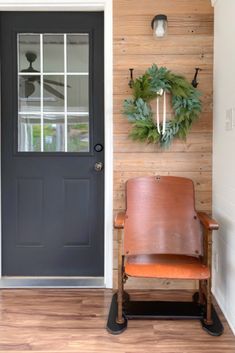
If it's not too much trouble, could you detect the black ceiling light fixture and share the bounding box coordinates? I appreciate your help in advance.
[20,51,69,99]
[151,14,168,38]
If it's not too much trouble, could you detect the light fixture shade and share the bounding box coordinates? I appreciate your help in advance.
[151,14,168,38]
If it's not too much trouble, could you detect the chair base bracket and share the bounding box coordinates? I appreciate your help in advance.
[106,292,223,336]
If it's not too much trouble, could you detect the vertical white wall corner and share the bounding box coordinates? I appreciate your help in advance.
[211,0,218,6]
[0,0,113,288]
[103,0,113,289]
[213,0,235,335]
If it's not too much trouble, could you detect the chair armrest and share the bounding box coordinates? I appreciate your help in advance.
[197,212,219,231]
[114,212,126,229]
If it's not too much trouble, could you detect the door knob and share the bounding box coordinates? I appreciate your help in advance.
[94,161,103,172]
[94,143,103,152]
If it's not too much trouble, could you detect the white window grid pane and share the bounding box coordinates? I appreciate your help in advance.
[17,33,89,152]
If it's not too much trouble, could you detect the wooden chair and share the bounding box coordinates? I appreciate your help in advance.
[107,176,223,336]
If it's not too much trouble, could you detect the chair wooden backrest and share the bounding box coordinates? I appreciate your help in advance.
[124,176,203,257]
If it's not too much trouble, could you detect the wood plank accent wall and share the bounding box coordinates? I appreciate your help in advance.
[113,0,214,289]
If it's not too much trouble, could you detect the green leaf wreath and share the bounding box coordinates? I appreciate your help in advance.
[123,64,202,147]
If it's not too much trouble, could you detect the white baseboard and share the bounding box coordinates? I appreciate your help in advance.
[212,288,235,335]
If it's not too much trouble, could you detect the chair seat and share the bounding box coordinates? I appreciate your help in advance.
[125,254,210,280]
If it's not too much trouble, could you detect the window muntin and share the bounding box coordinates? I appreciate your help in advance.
[17,33,89,152]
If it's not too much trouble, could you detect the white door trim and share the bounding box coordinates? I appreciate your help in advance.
[0,0,113,289]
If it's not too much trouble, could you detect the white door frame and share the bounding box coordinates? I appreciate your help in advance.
[0,0,113,288]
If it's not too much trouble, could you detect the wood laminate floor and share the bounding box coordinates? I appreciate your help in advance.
[0,289,234,353]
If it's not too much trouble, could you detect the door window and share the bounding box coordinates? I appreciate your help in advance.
[18,33,89,152]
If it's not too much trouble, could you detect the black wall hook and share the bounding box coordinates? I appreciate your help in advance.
[128,68,134,88]
[192,67,202,88]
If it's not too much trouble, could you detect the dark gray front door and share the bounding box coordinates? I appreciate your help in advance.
[1,12,104,276]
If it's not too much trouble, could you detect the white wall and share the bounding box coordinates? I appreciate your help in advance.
[213,0,235,335]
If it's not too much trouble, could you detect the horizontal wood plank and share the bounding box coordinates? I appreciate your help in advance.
[114,54,213,73]
[113,269,198,289]
[113,0,213,15]
[113,171,212,192]
[114,14,213,36]
[114,132,212,153]
[114,152,211,172]
[114,35,213,56]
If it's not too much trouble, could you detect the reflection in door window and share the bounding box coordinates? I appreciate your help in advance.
[43,115,65,152]
[67,115,89,152]
[18,115,41,152]
[17,33,89,152]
